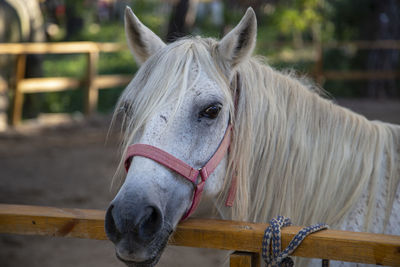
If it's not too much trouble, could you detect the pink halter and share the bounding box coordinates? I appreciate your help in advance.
[124,124,235,220]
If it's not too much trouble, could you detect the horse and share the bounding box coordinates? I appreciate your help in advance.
[104,7,400,267]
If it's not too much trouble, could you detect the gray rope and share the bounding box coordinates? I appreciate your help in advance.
[262,216,329,267]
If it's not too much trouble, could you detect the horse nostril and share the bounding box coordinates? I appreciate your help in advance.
[138,206,163,241]
[105,202,163,243]
[105,205,121,243]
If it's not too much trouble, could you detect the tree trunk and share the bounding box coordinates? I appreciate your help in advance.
[166,0,191,42]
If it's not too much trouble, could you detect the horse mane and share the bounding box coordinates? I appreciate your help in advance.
[225,56,400,230]
[113,36,400,231]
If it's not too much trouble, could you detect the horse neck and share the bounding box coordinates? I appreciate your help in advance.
[230,58,399,229]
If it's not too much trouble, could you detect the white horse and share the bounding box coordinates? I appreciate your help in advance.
[105,7,400,267]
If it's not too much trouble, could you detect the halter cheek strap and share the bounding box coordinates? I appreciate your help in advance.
[124,124,233,220]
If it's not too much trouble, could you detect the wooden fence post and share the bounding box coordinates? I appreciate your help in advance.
[84,51,99,115]
[11,54,27,126]
[230,251,260,267]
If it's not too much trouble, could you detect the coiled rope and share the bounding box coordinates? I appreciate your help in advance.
[262,216,329,267]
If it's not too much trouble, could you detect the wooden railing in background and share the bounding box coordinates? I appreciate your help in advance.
[0,42,132,126]
[314,40,400,84]
[0,40,399,126]
[1,204,400,266]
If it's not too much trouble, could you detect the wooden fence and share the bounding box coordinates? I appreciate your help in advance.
[1,204,399,266]
[0,42,132,126]
[314,40,400,84]
[0,40,399,126]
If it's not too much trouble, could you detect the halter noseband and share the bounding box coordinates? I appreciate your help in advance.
[124,124,233,220]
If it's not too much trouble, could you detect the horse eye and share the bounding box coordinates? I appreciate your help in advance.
[199,104,222,119]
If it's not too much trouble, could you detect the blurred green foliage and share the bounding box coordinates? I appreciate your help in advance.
[275,0,323,38]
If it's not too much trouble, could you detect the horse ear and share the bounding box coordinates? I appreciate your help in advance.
[217,7,257,69]
[125,7,166,64]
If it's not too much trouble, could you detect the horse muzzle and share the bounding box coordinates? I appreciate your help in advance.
[105,195,172,266]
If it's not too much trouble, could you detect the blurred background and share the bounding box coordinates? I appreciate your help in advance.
[0,0,399,267]
[0,0,399,128]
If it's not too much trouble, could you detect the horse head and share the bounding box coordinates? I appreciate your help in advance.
[105,6,257,267]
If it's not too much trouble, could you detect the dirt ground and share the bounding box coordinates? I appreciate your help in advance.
[0,98,399,267]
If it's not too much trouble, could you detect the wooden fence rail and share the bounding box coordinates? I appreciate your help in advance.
[313,40,400,84]
[0,42,132,126]
[1,204,399,266]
